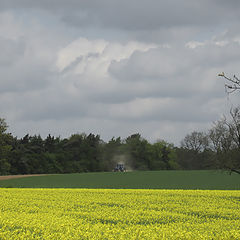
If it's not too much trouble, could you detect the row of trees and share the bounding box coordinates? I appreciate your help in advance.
[0,122,179,174]
[179,106,240,173]
[0,106,239,175]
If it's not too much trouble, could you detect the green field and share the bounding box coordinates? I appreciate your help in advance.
[0,170,239,189]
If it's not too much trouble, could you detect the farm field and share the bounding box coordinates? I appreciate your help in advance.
[0,170,239,190]
[0,188,239,239]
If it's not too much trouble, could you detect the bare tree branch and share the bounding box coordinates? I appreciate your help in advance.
[223,165,240,175]
[218,72,240,93]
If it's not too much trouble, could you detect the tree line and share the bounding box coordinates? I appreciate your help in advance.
[0,106,239,175]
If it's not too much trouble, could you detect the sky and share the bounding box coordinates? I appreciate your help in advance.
[0,0,239,144]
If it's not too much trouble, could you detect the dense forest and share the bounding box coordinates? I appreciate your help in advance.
[0,106,239,175]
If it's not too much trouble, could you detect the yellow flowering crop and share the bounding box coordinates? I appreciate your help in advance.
[0,188,239,239]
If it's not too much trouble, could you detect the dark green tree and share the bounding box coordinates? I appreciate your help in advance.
[150,140,179,170]
[0,118,12,175]
[125,134,150,170]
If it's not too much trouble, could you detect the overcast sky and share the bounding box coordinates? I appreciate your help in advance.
[0,0,239,144]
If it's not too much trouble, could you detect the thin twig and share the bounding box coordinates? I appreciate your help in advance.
[219,72,240,93]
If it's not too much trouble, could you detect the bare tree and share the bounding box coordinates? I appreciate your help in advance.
[227,107,240,150]
[181,131,209,153]
[209,107,240,174]
[209,118,234,153]
[218,72,240,93]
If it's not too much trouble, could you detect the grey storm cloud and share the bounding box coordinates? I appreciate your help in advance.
[1,0,240,31]
[0,37,25,65]
[87,97,220,123]
[0,1,240,144]
[107,42,240,100]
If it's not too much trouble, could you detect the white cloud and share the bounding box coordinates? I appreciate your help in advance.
[57,38,156,73]
[185,41,205,49]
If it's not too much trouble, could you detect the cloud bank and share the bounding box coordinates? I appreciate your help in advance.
[0,1,239,144]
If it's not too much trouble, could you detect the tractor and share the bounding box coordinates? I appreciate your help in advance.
[114,163,126,172]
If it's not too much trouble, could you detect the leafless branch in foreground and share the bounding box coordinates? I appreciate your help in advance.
[218,72,240,94]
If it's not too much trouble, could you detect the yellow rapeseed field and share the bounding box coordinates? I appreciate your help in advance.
[0,188,239,239]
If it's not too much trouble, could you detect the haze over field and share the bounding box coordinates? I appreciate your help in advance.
[0,1,239,144]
